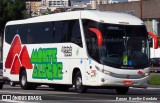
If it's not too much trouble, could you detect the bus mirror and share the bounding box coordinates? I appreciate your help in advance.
[148,32,158,49]
[89,28,102,46]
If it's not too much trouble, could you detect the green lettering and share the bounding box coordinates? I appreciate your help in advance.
[32,65,38,78]
[31,48,63,80]
[57,62,63,79]
[31,49,38,63]
[41,64,47,79]
[52,49,57,63]
[37,64,42,78]
[38,48,43,63]
[52,63,58,79]
[42,49,48,63]
[46,64,53,80]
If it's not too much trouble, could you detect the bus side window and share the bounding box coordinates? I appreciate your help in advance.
[70,20,83,47]
[29,22,53,44]
[18,24,27,44]
[6,25,18,44]
[53,21,67,43]
[5,26,11,44]
[82,19,99,61]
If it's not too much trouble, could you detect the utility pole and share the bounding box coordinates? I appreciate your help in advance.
[29,1,32,18]
[140,0,142,19]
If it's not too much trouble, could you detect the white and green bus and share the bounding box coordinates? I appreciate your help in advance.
[3,10,157,94]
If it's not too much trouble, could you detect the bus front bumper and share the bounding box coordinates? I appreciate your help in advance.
[97,73,149,88]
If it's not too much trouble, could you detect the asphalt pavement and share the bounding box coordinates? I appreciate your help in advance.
[0,84,160,103]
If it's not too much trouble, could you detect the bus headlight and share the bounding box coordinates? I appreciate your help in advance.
[95,65,111,75]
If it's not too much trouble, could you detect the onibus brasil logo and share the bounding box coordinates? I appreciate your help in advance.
[5,35,63,80]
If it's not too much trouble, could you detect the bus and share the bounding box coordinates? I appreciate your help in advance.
[150,35,160,72]
[3,10,158,94]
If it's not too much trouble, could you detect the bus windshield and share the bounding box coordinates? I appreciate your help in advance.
[83,20,149,69]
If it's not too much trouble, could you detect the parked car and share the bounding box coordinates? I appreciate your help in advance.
[0,62,5,89]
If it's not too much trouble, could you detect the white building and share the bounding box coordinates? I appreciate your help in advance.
[87,0,108,9]
[98,0,108,4]
[42,0,69,7]
[41,0,70,12]
[87,0,129,9]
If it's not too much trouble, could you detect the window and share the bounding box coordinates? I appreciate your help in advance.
[5,19,82,46]
[82,19,98,61]
[18,24,28,44]
[5,26,12,44]
[69,20,82,47]
[5,24,28,44]
[53,21,68,43]
[29,22,53,44]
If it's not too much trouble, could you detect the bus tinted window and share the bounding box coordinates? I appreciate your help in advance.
[19,24,27,44]
[5,19,82,45]
[5,25,27,44]
[29,22,53,44]
[82,19,98,61]
[70,20,82,47]
[53,21,68,43]
[5,26,12,44]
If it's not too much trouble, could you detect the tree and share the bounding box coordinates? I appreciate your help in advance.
[0,0,26,60]
[0,0,26,35]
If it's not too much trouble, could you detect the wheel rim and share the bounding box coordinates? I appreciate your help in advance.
[21,75,26,86]
[76,76,82,91]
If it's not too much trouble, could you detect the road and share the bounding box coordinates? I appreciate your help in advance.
[0,84,160,103]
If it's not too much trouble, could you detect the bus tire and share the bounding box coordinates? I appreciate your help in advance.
[20,70,30,90]
[74,71,87,93]
[116,87,129,94]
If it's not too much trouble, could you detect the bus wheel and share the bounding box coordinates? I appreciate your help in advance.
[74,71,87,93]
[20,70,30,90]
[116,87,129,94]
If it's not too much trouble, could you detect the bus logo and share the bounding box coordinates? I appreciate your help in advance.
[5,35,33,74]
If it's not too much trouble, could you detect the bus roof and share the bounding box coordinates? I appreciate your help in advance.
[6,10,144,26]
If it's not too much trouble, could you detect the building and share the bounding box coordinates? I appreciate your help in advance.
[109,0,128,3]
[99,0,160,36]
[40,0,70,12]
[26,1,42,17]
[41,0,69,7]
[88,0,129,9]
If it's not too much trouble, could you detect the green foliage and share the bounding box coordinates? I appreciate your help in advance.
[149,74,160,85]
[0,0,26,35]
